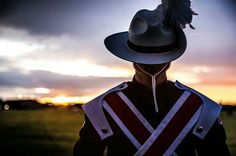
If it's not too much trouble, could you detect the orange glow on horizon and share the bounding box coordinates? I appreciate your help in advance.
[37,85,236,106]
[40,95,95,106]
[167,64,236,105]
[191,85,236,105]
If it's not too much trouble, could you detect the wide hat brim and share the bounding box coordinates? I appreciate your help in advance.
[104,28,187,65]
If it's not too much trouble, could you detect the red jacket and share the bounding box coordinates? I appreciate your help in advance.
[74,80,231,156]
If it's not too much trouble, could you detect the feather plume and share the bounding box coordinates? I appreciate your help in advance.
[161,0,198,29]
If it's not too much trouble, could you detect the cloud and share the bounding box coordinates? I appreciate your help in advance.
[0,0,88,36]
[0,68,129,97]
[168,63,236,86]
[2,0,234,66]
[0,26,132,71]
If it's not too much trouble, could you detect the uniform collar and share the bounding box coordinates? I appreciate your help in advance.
[131,76,168,92]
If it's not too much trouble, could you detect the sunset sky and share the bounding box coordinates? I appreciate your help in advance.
[0,0,235,105]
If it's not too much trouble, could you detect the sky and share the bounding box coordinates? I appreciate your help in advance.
[0,0,235,105]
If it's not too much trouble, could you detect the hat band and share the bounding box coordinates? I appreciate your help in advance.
[127,40,178,53]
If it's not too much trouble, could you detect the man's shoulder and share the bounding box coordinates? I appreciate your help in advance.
[84,82,128,106]
[81,82,129,140]
[82,82,129,117]
[175,81,222,139]
[174,80,221,109]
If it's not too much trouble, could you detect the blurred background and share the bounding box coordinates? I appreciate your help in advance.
[0,0,235,155]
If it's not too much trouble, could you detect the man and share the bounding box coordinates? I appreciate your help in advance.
[74,0,231,155]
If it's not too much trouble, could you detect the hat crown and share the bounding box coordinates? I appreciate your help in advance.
[128,7,177,47]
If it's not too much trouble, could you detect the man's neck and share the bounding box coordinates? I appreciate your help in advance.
[134,72,167,89]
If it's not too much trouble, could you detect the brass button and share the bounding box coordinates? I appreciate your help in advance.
[101,127,108,133]
[196,126,204,133]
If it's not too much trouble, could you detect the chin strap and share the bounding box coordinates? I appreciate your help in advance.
[136,64,169,113]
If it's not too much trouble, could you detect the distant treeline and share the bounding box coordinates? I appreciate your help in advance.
[0,98,235,115]
[0,98,82,111]
[222,105,236,115]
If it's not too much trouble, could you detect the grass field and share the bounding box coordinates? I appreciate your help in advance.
[221,112,236,155]
[0,108,84,156]
[0,108,235,156]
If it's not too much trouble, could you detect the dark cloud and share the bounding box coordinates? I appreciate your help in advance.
[0,0,86,35]
[0,0,235,37]
[0,0,134,36]
[0,68,129,96]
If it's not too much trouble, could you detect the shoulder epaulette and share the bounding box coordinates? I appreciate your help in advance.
[82,82,128,140]
[175,81,222,139]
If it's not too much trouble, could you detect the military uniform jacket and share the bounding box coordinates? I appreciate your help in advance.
[73,80,231,156]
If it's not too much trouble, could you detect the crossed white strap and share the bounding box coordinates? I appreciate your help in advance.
[103,91,202,156]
